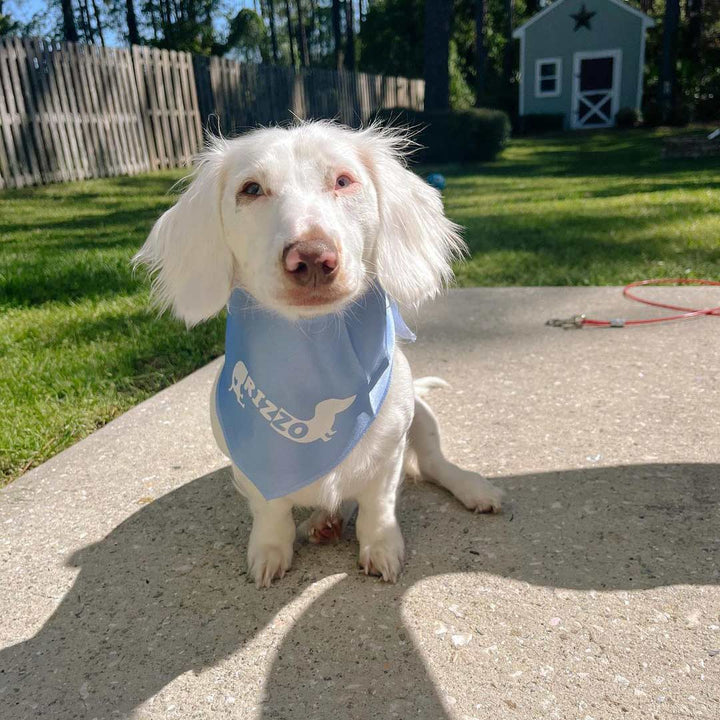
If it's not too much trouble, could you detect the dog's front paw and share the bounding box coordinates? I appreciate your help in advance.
[248,528,293,588]
[358,524,405,583]
[452,470,503,514]
[247,540,293,588]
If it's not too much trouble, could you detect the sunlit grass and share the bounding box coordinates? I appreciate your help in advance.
[1,170,224,484]
[437,129,720,287]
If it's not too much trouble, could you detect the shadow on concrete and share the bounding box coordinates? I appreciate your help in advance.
[1,462,718,718]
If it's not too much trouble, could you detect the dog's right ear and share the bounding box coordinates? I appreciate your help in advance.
[133,143,234,327]
[353,124,465,309]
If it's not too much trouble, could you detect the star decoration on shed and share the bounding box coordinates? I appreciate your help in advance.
[571,3,596,31]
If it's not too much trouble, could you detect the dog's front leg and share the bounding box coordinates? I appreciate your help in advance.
[246,493,295,588]
[356,446,405,582]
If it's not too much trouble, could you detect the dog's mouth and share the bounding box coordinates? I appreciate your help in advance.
[279,277,364,316]
[283,286,352,310]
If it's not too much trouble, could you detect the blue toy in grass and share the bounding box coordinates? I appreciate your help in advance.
[426,173,446,191]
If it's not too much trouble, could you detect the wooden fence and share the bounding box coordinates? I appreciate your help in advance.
[0,37,424,189]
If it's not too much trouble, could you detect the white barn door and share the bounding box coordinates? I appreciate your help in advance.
[571,49,622,129]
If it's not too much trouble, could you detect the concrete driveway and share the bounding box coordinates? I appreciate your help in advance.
[1,288,719,720]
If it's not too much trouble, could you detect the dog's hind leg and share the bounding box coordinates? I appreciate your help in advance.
[298,502,357,544]
[409,395,503,513]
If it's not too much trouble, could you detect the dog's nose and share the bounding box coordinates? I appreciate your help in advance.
[282,240,339,287]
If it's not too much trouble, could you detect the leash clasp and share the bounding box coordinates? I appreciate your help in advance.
[545,314,585,329]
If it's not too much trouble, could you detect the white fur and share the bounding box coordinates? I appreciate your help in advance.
[135,121,502,587]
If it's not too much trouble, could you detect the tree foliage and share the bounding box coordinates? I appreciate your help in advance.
[221,8,269,62]
[359,0,424,77]
[0,13,22,37]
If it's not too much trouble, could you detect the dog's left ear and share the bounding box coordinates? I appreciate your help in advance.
[357,127,465,308]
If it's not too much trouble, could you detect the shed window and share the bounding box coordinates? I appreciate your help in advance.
[535,58,561,98]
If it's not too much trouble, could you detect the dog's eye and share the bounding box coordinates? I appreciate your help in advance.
[239,181,264,198]
[335,175,354,190]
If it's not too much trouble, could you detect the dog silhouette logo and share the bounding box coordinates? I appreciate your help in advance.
[230,361,250,408]
[229,361,355,444]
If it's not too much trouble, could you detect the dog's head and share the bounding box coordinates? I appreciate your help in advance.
[134,122,464,325]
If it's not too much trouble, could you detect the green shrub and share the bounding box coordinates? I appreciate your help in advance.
[694,91,720,123]
[694,76,720,122]
[518,114,565,134]
[373,107,510,163]
[667,102,691,127]
[642,100,662,127]
[642,100,690,128]
[615,107,640,129]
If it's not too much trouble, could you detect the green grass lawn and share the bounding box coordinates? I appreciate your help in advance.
[446,129,720,286]
[1,170,220,485]
[1,129,719,484]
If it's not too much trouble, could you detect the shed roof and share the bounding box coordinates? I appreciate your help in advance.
[512,0,655,38]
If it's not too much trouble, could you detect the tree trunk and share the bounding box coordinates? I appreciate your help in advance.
[78,0,95,43]
[686,0,703,63]
[266,0,280,64]
[91,0,105,46]
[284,0,296,67]
[60,0,79,42]
[148,5,158,41]
[158,0,170,30]
[423,0,453,111]
[295,0,310,66]
[474,0,487,105]
[308,0,318,63]
[502,0,514,87]
[332,0,343,70]
[344,0,355,70]
[125,0,140,45]
[185,0,196,24]
[659,0,680,121]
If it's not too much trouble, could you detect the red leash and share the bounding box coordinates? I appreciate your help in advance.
[547,278,720,329]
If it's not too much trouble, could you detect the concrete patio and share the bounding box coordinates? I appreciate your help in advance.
[1,287,719,720]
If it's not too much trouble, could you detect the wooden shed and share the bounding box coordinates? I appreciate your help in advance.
[513,0,655,129]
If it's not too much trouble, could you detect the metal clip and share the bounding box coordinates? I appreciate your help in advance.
[545,314,585,329]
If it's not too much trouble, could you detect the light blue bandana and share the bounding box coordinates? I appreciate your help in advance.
[215,284,415,500]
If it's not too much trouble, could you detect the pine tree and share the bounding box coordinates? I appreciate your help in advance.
[423,0,453,110]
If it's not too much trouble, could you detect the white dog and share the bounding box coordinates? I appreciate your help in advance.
[135,121,502,588]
